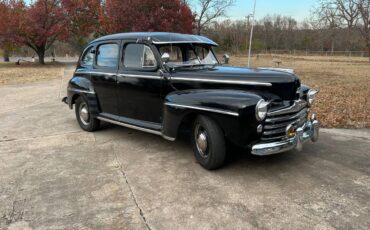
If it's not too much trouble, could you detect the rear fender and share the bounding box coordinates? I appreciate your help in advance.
[67,77,100,116]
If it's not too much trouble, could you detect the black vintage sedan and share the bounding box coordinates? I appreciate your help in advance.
[63,32,319,170]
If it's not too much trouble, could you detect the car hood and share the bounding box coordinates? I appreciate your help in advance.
[170,66,301,101]
[171,66,298,84]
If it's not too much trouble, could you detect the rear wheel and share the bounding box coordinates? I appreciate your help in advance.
[75,96,100,132]
[191,115,226,170]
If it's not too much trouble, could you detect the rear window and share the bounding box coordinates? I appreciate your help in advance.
[96,43,119,68]
[81,47,94,66]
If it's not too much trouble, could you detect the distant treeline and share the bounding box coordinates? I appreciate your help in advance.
[11,13,370,59]
[204,15,367,55]
[2,0,369,62]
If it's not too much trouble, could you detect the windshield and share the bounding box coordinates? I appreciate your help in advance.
[157,44,219,68]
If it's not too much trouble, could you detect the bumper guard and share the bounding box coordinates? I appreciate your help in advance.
[251,118,319,156]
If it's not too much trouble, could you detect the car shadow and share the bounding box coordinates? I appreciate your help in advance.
[97,121,304,171]
[175,128,302,170]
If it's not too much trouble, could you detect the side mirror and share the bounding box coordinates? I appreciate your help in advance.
[161,52,170,63]
[222,54,230,64]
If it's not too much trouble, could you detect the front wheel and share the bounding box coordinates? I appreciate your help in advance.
[191,115,226,170]
[75,96,100,132]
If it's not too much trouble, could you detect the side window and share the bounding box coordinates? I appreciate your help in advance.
[81,47,94,66]
[123,44,157,69]
[96,43,119,68]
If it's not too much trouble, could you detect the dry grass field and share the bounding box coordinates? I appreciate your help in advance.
[0,62,64,85]
[230,55,370,128]
[0,56,369,128]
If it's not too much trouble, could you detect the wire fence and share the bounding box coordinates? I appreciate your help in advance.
[0,56,79,63]
[257,50,369,57]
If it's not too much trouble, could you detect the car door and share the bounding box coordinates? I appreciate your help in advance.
[117,42,163,123]
[91,41,120,115]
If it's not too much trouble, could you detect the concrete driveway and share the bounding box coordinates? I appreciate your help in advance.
[1,66,369,229]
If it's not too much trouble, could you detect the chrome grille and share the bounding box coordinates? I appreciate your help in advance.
[262,100,308,142]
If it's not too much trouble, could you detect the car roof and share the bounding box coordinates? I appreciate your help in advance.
[89,32,218,46]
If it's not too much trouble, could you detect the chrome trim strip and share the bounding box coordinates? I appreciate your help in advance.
[74,71,91,75]
[165,103,239,116]
[264,117,306,129]
[261,135,286,141]
[265,108,308,123]
[96,116,176,141]
[263,127,287,136]
[68,88,95,94]
[118,74,161,80]
[257,67,295,74]
[171,77,272,86]
[162,135,176,141]
[152,41,218,46]
[75,71,161,80]
[268,100,307,116]
[75,71,117,76]
[74,71,271,86]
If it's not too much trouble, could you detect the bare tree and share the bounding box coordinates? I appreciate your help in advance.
[194,0,235,35]
[314,0,340,52]
[331,0,369,59]
[356,0,370,60]
[336,0,359,27]
[334,0,359,50]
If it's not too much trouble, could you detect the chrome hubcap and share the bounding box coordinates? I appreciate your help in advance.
[195,124,209,158]
[79,103,90,125]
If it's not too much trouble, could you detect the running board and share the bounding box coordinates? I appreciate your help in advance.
[96,116,175,141]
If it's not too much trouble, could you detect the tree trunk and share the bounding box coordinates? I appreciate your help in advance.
[3,49,10,62]
[37,50,45,65]
[347,28,352,52]
[331,39,335,55]
[196,21,201,35]
[366,40,370,62]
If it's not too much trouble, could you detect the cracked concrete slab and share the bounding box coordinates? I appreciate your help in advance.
[0,65,369,229]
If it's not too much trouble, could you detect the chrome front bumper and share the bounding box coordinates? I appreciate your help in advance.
[251,118,320,156]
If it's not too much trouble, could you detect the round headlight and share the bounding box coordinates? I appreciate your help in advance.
[256,99,269,121]
[307,89,318,107]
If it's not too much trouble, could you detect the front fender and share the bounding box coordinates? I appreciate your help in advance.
[162,89,263,146]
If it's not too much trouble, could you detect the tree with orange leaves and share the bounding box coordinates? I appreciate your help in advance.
[99,0,194,34]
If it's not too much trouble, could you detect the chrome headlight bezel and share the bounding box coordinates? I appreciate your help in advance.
[255,99,269,121]
[307,89,319,107]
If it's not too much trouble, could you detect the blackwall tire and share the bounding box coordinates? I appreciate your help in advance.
[191,115,226,170]
[75,96,100,132]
